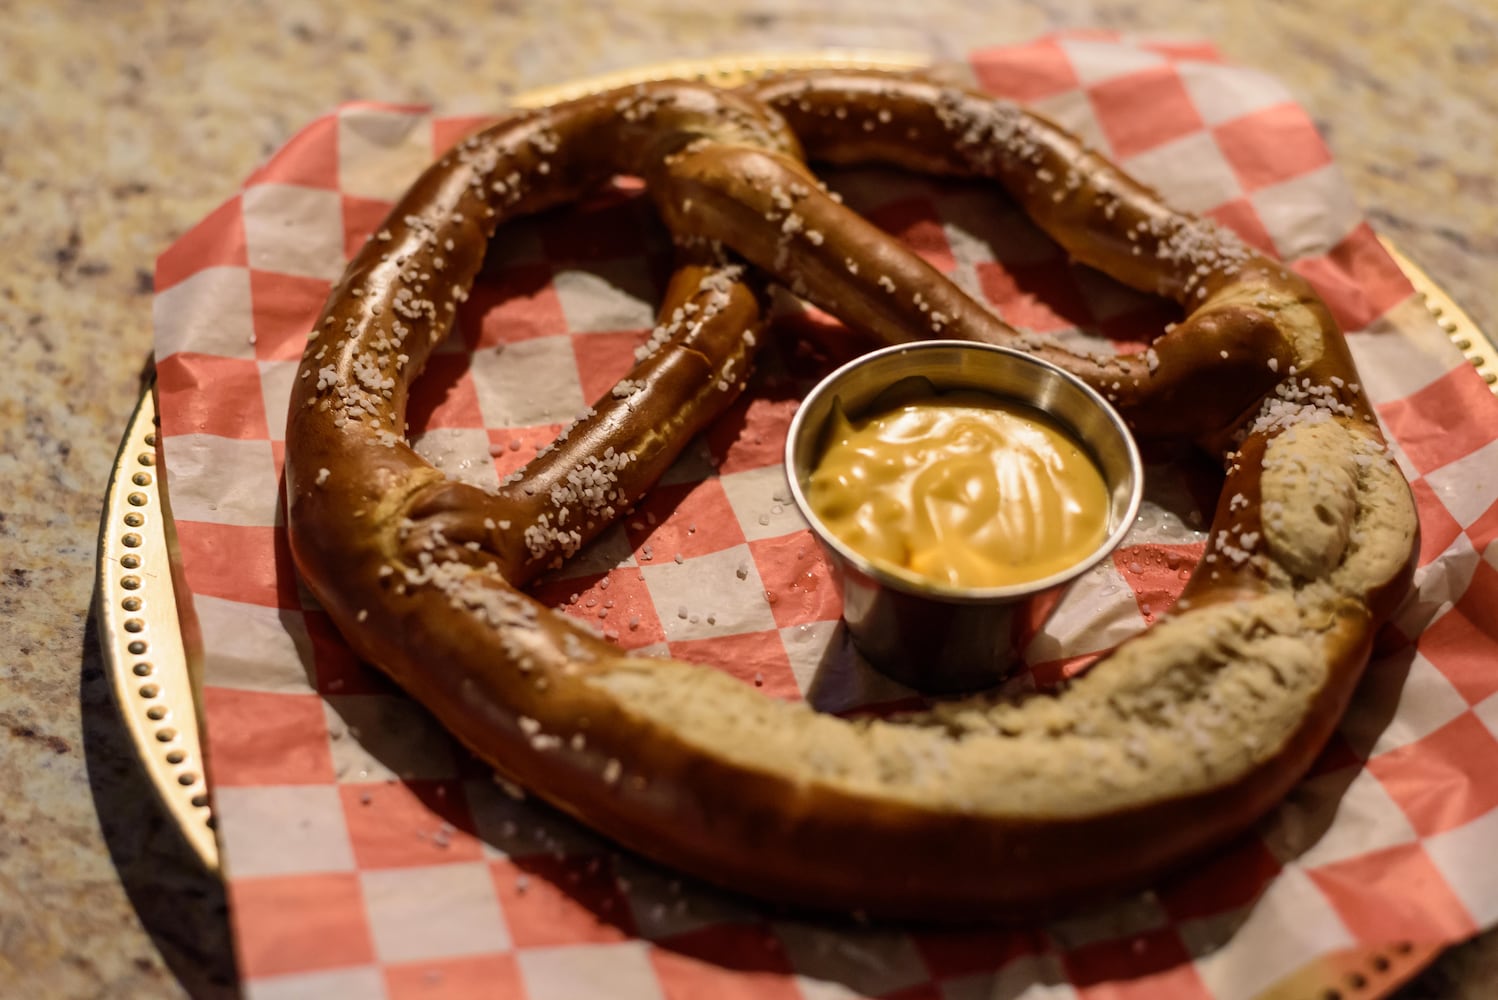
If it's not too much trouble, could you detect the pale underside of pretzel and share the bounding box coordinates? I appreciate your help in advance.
[285,71,1419,919]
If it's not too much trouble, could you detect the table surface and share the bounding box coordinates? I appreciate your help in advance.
[4,1,1495,996]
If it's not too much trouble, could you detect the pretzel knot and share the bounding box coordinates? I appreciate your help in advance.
[287,71,1419,918]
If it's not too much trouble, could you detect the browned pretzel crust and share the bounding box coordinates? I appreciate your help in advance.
[285,71,1419,919]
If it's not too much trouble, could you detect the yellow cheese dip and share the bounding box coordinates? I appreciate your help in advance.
[806,386,1110,589]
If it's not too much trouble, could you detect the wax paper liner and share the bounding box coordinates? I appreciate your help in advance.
[151,33,1498,1000]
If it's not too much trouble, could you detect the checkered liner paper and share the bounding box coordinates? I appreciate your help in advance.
[152,34,1498,1000]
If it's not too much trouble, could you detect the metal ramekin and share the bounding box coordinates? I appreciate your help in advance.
[785,341,1143,693]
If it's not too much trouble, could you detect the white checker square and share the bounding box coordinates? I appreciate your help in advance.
[641,546,780,642]
[463,777,606,859]
[1426,805,1498,926]
[163,434,280,527]
[245,966,385,1000]
[1060,38,1165,85]
[552,259,658,334]
[338,105,433,202]
[614,854,758,940]
[1425,437,1498,528]
[777,922,929,999]
[518,942,665,1000]
[242,183,349,281]
[1030,91,1110,154]
[410,427,501,491]
[1477,688,1498,743]
[718,464,805,542]
[324,695,460,783]
[154,266,256,361]
[656,437,719,488]
[940,954,1078,1000]
[1123,131,1242,214]
[362,861,510,963]
[1342,651,1469,759]
[1346,297,1466,404]
[785,622,913,714]
[1263,767,1417,868]
[1394,534,1479,643]
[1024,561,1146,664]
[1249,163,1363,262]
[258,360,302,443]
[196,595,316,693]
[1180,867,1352,1000]
[469,335,586,427]
[1180,62,1292,127]
[215,785,355,878]
[542,522,637,582]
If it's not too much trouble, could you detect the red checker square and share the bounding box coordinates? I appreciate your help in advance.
[1408,478,1465,568]
[231,871,375,978]
[342,195,395,261]
[200,686,336,787]
[1418,560,1498,705]
[1307,843,1477,945]
[1157,837,1280,921]
[1468,497,1498,553]
[534,568,665,651]
[490,855,636,947]
[1368,712,1498,837]
[971,38,1081,102]
[406,353,485,431]
[249,270,333,362]
[433,115,499,156]
[705,392,801,476]
[1204,198,1278,256]
[461,263,568,349]
[1029,651,1104,692]
[1213,104,1334,193]
[385,953,525,1000]
[1378,364,1498,477]
[174,520,298,610]
[1087,66,1206,160]
[340,780,484,869]
[155,196,248,292]
[1293,222,1414,333]
[976,261,1092,334]
[912,926,1046,980]
[669,630,800,700]
[486,423,564,482]
[541,184,656,261]
[305,610,396,696]
[246,113,340,191]
[155,352,269,440]
[572,329,652,405]
[750,533,843,630]
[865,197,957,273]
[628,479,746,560]
[1140,39,1222,63]
[651,924,800,1000]
[1113,543,1201,620]
[1062,925,1208,1000]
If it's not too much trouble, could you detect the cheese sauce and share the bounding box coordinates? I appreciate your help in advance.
[806,388,1110,589]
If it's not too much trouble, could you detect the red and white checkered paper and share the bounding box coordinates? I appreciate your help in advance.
[153,34,1498,1000]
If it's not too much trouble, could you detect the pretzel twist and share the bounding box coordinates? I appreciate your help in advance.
[286,71,1419,918]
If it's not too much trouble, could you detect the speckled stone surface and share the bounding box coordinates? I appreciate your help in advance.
[2,1,1494,996]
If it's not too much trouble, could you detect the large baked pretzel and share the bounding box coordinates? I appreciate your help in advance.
[286,71,1419,919]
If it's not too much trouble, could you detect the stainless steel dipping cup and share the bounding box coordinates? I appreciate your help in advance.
[785,341,1144,694]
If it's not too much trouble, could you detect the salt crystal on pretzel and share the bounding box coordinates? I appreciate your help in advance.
[285,72,1418,919]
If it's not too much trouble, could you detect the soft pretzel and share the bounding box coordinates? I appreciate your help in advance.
[285,71,1419,919]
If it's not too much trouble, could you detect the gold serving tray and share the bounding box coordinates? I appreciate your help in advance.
[95,49,1496,1000]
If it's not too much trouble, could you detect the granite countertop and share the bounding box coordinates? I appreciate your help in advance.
[3,1,1494,996]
